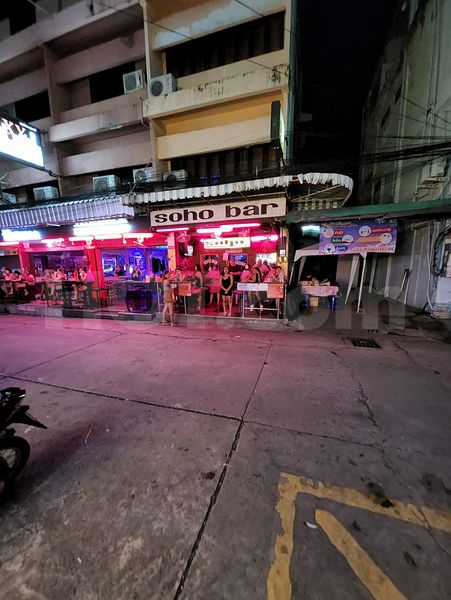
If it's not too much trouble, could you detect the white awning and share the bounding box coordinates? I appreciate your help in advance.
[0,196,134,228]
[125,175,293,205]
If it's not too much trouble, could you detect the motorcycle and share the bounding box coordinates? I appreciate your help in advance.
[0,387,46,493]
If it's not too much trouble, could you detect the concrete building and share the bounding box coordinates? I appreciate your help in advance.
[139,0,296,182]
[0,0,149,204]
[359,0,451,316]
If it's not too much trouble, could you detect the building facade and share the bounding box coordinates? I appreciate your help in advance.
[0,0,150,203]
[359,0,451,315]
[0,0,304,308]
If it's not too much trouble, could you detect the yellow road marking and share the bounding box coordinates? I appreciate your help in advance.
[284,472,451,533]
[267,472,451,599]
[267,474,298,600]
[316,510,408,600]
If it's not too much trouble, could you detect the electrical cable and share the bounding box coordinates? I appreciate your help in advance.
[94,0,289,80]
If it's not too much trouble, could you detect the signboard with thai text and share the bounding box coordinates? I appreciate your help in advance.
[150,198,286,227]
[203,237,250,249]
[319,220,397,255]
[0,113,44,169]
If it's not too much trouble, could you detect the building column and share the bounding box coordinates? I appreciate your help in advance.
[41,44,71,195]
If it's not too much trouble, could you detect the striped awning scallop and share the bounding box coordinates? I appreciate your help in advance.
[0,196,134,228]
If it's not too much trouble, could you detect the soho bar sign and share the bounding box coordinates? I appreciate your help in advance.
[150,197,286,226]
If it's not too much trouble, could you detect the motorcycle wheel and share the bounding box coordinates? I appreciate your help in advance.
[0,436,30,481]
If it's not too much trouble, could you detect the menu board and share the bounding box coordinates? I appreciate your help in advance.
[177,282,192,296]
[267,283,285,299]
[320,220,397,255]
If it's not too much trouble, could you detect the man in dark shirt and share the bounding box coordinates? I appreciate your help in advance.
[228,257,243,287]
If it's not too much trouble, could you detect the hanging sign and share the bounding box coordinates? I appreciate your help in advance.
[319,220,397,255]
[0,114,44,168]
[150,198,286,226]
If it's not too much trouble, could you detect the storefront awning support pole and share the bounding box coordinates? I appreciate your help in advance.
[356,252,367,313]
[345,254,360,304]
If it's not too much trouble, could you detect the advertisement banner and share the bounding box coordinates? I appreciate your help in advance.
[319,220,397,255]
[0,113,44,168]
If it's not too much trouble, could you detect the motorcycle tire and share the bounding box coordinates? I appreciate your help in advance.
[0,436,30,481]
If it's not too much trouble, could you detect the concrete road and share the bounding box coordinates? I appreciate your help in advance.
[0,315,450,600]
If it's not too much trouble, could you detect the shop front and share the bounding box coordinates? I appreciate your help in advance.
[149,197,289,319]
[0,219,169,310]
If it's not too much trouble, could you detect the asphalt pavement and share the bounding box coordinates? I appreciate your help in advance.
[0,314,450,600]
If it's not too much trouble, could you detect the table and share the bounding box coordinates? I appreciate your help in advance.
[125,281,160,313]
[61,280,94,309]
[300,285,339,310]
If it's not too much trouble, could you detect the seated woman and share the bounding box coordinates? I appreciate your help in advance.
[73,268,88,301]
[190,264,203,312]
[248,266,263,311]
[50,267,66,299]
[13,270,29,300]
[131,265,143,281]
[2,268,15,297]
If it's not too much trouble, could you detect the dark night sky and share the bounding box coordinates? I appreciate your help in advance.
[298,0,399,183]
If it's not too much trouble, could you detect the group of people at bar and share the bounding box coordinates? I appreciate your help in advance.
[159,259,286,322]
[0,265,95,303]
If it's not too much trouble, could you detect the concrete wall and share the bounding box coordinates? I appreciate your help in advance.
[150,0,287,50]
[158,116,270,160]
[53,30,145,85]
[361,0,451,205]
[141,0,291,167]
[62,137,150,175]
[0,0,141,67]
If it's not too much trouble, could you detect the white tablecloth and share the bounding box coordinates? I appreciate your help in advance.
[300,285,339,297]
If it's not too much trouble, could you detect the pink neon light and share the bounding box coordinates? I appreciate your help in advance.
[196,227,231,234]
[44,238,65,244]
[250,234,279,242]
[94,234,123,240]
[0,241,19,246]
[68,236,93,242]
[229,222,261,229]
[155,227,189,233]
[123,233,154,239]
[196,222,261,234]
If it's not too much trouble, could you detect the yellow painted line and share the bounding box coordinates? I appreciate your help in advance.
[316,510,408,600]
[267,474,298,600]
[284,473,451,533]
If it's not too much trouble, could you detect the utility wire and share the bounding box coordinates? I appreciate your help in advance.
[94,0,289,79]
[24,0,50,16]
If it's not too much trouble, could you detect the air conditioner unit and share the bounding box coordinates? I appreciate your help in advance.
[149,74,176,98]
[163,169,188,185]
[92,175,120,192]
[133,167,158,183]
[123,69,145,94]
[33,186,59,201]
[420,158,447,183]
[0,192,17,204]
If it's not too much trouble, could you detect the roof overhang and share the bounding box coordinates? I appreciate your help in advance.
[286,197,451,224]
[0,196,134,228]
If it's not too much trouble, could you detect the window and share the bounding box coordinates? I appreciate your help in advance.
[15,91,51,121]
[166,12,285,78]
[89,62,136,104]
[7,0,36,35]
[171,143,277,182]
